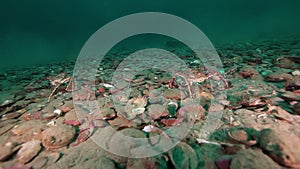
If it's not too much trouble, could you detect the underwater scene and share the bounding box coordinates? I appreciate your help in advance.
[1,1,300,169]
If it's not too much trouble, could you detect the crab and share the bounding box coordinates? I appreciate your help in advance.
[47,73,72,102]
[64,115,108,146]
[168,67,228,97]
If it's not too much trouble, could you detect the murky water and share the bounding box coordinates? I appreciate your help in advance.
[1,0,300,70]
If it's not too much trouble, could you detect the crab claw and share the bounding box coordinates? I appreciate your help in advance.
[70,123,95,147]
[168,78,176,89]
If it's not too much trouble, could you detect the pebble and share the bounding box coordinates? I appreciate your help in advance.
[28,156,48,169]
[230,149,280,169]
[258,129,300,167]
[0,142,19,161]
[17,140,42,163]
[108,128,146,157]
[164,88,187,100]
[147,104,168,119]
[41,124,75,150]
[168,142,199,169]
[293,102,300,115]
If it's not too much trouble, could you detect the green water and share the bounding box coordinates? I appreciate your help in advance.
[1,0,300,70]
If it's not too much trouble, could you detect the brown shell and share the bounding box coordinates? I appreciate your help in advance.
[42,124,75,150]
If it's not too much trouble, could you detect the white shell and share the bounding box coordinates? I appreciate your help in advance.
[142,125,154,132]
[292,70,300,76]
[102,83,115,88]
[53,109,62,116]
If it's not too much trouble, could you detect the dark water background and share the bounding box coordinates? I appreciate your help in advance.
[1,0,300,70]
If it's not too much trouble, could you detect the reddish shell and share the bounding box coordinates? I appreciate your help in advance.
[63,119,82,126]
[98,87,106,93]
[161,118,183,126]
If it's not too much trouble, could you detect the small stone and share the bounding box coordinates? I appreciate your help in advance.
[127,157,160,169]
[285,77,300,91]
[293,102,300,115]
[42,124,75,150]
[148,96,164,104]
[29,156,48,169]
[1,99,14,107]
[177,103,205,122]
[108,128,146,157]
[280,91,300,101]
[2,112,22,120]
[11,120,45,136]
[101,107,116,120]
[64,109,78,121]
[124,97,147,119]
[258,129,300,167]
[164,89,187,100]
[59,101,74,113]
[292,70,300,76]
[108,116,137,128]
[148,104,168,119]
[17,140,42,163]
[168,142,199,169]
[266,72,292,82]
[0,143,18,161]
[230,149,280,169]
[128,107,145,119]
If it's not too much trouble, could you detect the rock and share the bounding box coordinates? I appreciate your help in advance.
[100,107,116,120]
[226,127,258,146]
[0,142,19,161]
[59,100,74,113]
[1,111,23,120]
[126,157,167,169]
[124,97,147,119]
[280,91,300,101]
[52,140,114,169]
[17,140,42,163]
[266,72,292,82]
[227,79,276,106]
[177,103,205,122]
[28,156,48,169]
[108,116,137,128]
[10,120,46,142]
[230,149,280,169]
[128,108,145,120]
[126,158,156,169]
[216,155,232,169]
[168,142,199,169]
[233,109,263,130]
[258,129,300,167]
[208,103,224,113]
[79,156,116,169]
[147,104,168,119]
[41,124,75,150]
[108,128,146,157]
[0,99,14,107]
[148,96,165,104]
[64,109,78,121]
[0,123,15,136]
[164,89,187,100]
[285,76,300,91]
[275,57,295,69]
[292,70,300,76]
[238,65,263,80]
[293,102,300,115]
